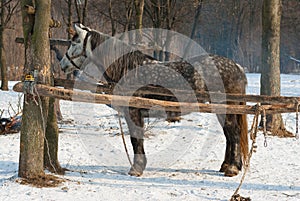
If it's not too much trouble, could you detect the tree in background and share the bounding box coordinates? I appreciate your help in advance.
[0,0,299,78]
[74,0,88,24]
[260,0,293,137]
[0,0,20,90]
[144,0,187,61]
[134,0,144,43]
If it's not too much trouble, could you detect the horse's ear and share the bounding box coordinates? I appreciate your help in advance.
[74,24,85,37]
[78,23,91,31]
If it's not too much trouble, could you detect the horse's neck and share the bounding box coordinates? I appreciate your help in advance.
[88,30,154,82]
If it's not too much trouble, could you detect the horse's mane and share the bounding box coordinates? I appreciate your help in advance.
[87,29,154,83]
[88,30,110,51]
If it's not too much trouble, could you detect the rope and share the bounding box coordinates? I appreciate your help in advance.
[295,102,300,140]
[231,104,263,200]
[34,85,57,174]
[23,77,57,174]
[117,111,143,175]
[231,100,300,200]
[262,108,268,147]
[117,112,134,168]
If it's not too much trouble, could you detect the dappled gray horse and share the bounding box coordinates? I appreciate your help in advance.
[60,24,248,177]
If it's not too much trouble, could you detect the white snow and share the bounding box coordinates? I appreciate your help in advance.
[0,74,299,201]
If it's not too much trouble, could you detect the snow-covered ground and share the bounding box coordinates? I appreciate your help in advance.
[0,73,299,201]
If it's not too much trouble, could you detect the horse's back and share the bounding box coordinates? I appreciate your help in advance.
[210,55,247,94]
[117,54,247,97]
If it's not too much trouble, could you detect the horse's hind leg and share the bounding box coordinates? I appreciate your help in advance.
[124,108,147,176]
[217,114,242,177]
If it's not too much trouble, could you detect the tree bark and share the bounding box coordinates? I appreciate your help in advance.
[134,0,144,43]
[44,96,65,174]
[260,0,293,137]
[0,0,8,91]
[74,0,88,24]
[0,37,8,91]
[44,43,64,175]
[182,0,203,60]
[18,0,51,179]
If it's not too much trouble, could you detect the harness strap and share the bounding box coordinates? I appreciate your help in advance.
[66,53,81,69]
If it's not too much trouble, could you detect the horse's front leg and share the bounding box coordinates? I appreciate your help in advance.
[124,108,147,176]
[218,114,243,177]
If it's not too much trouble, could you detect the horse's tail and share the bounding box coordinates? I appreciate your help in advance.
[239,102,249,166]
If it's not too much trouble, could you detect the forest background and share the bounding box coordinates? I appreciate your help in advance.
[0,0,299,81]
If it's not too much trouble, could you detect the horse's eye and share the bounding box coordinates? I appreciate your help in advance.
[71,33,81,43]
[71,38,81,46]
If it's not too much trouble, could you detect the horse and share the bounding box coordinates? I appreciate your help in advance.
[60,24,248,177]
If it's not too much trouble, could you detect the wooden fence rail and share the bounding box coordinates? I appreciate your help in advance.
[54,78,300,105]
[13,82,299,115]
[15,37,70,46]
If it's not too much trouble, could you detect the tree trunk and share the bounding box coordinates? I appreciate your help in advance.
[182,0,203,60]
[74,0,88,24]
[74,0,82,23]
[0,42,8,91]
[134,0,144,43]
[44,45,64,174]
[44,96,65,174]
[0,0,8,91]
[82,0,88,24]
[18,0,51,179]
[67,0,73,39]
[260,0,293,137]
[109,0,116,36]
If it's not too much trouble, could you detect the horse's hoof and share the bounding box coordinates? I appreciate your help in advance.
[219,162,229,172]
[128,167,143,177]
[166,116,182,123]
[224,165,239,177]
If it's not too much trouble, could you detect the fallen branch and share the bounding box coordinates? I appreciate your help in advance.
[13,82,299,115]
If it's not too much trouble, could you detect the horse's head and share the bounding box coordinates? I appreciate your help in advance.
[60,24,92,74]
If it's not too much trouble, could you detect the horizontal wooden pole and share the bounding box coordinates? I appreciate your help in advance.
[13,82,299,115]
[15,37,70,46]
[54,78,300,105]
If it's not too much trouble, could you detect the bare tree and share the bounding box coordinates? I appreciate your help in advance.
[74,0,88,24]
[0,0,20,90]
[67,0,73,39]
[143,0,187,60]
[108,0,116,36]
[19,0,64,184]
[134,0,144,43]
[260,0,293,137]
